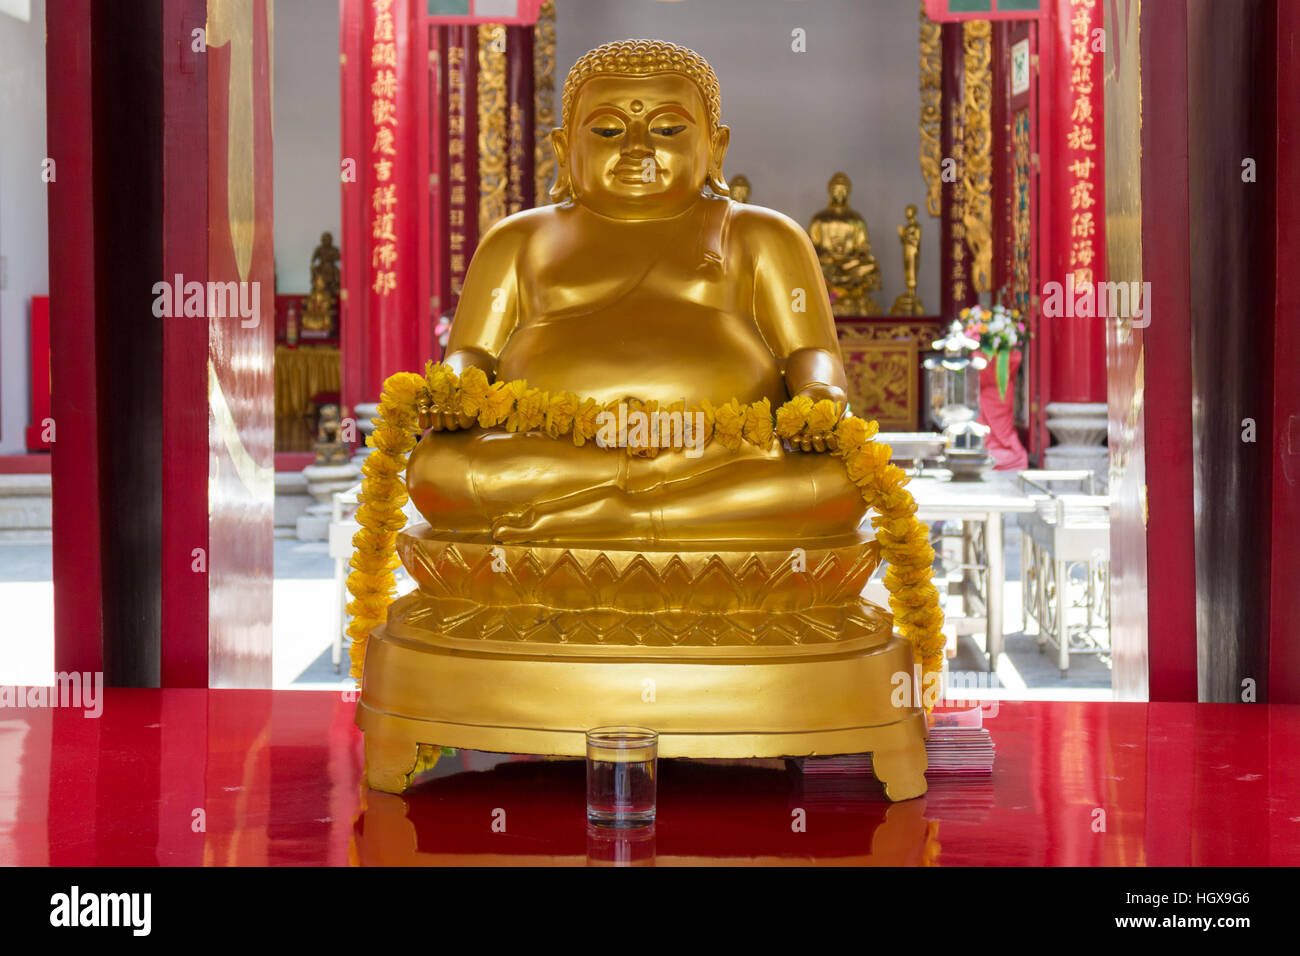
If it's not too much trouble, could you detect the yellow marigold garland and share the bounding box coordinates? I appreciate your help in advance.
[347,365,945,701]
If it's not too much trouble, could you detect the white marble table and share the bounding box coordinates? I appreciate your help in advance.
[905,470,1036,670]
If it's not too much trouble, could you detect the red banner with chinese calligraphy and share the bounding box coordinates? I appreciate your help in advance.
[365,0,419,393]
[1046,0,1105,402]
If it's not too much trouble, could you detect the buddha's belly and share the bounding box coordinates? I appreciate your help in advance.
[497,304,786,407]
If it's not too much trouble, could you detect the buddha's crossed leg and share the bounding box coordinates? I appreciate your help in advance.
[406,429,867,544]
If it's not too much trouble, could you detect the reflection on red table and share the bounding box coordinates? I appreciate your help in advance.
[0,690,1295,865]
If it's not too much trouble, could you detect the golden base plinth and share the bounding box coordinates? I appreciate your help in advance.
[356,526,928,801]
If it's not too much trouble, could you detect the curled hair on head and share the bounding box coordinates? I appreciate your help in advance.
[560,38,722,133]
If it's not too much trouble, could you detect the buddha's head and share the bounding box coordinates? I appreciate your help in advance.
[828,172,852,207]
[552,39,730,219]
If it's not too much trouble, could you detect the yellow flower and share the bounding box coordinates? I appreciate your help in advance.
[505,381,547,432]
[806,399,841,439]
[572,398,601,446]
[425,361,459,408]
[774,395,814,440]
[477,380,515,428]
[743,398,773,447]
[713,398,745,450]
[458,366,491,418]
[626,399,659,457]
[545,392,579,438]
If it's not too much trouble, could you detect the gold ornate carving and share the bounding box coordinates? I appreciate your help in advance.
[533,0,557,203]
[1013,109,1031,308]
[918,3,943,218]
[477,24,508,234]
[837,321,944,349]
[962,20,993,292]
[394,529,888,649]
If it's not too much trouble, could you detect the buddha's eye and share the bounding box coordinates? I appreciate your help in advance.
[590,127,623,138]
[651,125,687,137]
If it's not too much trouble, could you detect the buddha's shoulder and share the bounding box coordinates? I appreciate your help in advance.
[476,203,558,247]
[727,201,817,252]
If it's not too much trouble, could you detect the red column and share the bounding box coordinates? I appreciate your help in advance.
[1043,0,1106,403]
[160,0,211,686]
[1269,0,1300,702]
[46,0,105,676]
[1136,0,1196,701]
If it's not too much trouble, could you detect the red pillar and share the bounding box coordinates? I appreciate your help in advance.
[46,0,105,676]
[1268,0,1300,702]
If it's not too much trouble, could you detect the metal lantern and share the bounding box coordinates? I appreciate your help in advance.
[924,320,994,480]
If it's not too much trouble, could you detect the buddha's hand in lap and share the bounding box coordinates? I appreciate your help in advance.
[790,383,849,453]
[426,408,477,432]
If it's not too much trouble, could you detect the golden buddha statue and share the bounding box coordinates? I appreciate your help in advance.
[890,203,925,316]
[300,271,334,334]
[356,40,929,803]
[407,45,867,545]
[727,172,751,203]
[809,172,882,316]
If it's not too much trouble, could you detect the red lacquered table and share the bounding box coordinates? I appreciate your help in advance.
[0,690,1296,866]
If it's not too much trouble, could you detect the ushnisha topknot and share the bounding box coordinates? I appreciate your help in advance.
[560,39,723,132]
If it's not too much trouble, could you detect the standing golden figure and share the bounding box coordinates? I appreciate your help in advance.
[809,171,883,315]
[890,203,926,316]
[355,39,929,801]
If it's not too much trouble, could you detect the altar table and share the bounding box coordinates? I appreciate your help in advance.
[1,690,1296,866]
[907,471,1037,669]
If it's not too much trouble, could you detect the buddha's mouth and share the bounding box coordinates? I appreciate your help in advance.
[612,157,661,185]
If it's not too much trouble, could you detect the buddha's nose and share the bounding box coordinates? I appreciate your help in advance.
[622,121,653,156]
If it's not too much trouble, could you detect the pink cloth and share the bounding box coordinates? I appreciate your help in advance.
[977,350,1029,471]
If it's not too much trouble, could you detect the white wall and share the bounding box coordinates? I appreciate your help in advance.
[0,0,47,454]
[553,0,939,311]
[273,0,341,295]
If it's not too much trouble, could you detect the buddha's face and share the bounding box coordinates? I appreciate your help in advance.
[556,73,726,220]
[829,181,849,206]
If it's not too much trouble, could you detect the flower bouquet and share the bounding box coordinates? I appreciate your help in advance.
[960,304,1027,400]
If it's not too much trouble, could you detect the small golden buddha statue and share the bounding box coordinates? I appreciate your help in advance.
[728,173,751,203]
[408,40,866,545]
[313,402,350,465]
[808,172,882,316]
[889,203,925,316]
[300,271,334,334]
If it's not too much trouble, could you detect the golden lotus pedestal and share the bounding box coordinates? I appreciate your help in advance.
[356,526,929,801]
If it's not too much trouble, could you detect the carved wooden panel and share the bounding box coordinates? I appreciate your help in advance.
[835,320,941,431]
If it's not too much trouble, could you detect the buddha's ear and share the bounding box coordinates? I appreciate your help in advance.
[706,125,731,196]
[549,128,573,203]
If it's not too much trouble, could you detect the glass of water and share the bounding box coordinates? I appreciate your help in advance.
[586,726,658,828]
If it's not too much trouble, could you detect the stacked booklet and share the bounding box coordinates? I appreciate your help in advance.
[797,707,995,777]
